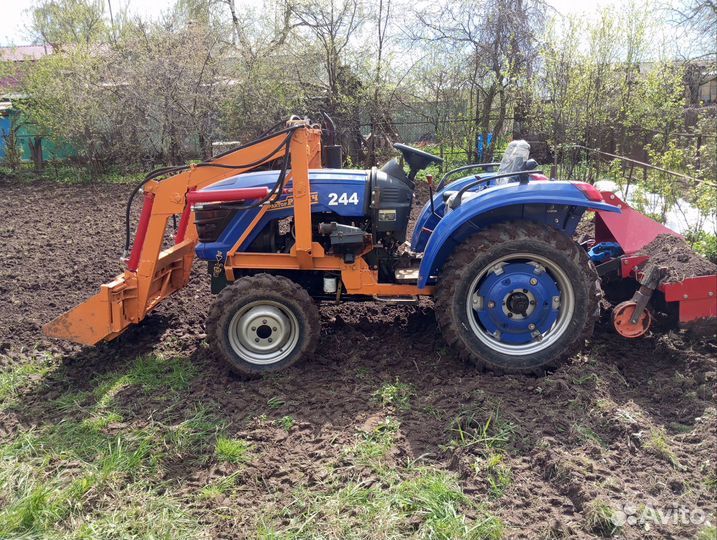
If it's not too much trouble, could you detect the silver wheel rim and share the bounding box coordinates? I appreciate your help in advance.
[465,252,576,356]
[227,300,300,365]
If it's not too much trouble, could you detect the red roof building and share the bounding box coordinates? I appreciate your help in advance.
[0,45,54,89]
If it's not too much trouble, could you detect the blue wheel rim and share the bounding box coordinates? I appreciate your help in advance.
[466,253,575,355]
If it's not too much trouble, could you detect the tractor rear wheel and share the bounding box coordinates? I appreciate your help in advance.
[435,222,599,374]
[206,274,320,377]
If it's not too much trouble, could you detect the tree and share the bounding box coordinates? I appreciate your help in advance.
[289,0,367,160]
[530,15,584,170]
[413,0,546,161]
[290,0,364,109]
[671,0,717,60]
[31,0,107,46]
[20,8,231,168]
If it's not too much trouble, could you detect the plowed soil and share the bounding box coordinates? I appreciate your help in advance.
[637,234,717,283]
[1,177,716,539]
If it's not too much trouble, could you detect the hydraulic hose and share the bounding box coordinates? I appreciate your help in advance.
[123,124,299,257]
[124,165,188,255]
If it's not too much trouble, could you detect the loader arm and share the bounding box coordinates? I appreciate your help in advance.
[43,126,323,345]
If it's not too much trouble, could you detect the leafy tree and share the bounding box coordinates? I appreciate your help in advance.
[413,0,546,161]
[31,0,107,46]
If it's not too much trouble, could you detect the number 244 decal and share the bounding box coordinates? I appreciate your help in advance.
[327,192,359,206]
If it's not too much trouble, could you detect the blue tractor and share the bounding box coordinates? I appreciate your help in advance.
[186,121,619,376]
[44,119,717,372]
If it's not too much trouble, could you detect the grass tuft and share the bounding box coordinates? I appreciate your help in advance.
[215,437,252,464]
[353,417,400,466]
[267,396,286,409]
[644,428,680,467]
[449,408,515,452]
[277,415,295,431]
[473,453,512,498]
[584,499,619,536]
[374,379,415,410]
[572,424,607,448]
[200,470,243,499]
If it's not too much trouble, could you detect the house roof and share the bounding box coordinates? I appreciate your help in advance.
[0,45,53,62]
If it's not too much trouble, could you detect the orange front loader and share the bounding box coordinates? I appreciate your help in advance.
[43,124,324,345]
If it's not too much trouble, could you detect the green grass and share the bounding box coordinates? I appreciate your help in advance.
[0,352,206,539]
[473,453,512,498]
[200,470,243,499]
[352,417,400,466]
[261,468,503,540]
[51,390,92,412]
[277,415,295,431]
[81,411,123,431]
[91,354,196,409]
[374,379,415,410]
[70,484,200,539]
[644,428,680,467]
[0,422,169,538]
[573,424,607,448]
[704,470,717,493]
[0,356,54,409]
[697,525,717,540]
[215,437,252,464]
[267,396,286,409]
[449,408,515,452]
[584,499,620,536]
[164,406,222,455]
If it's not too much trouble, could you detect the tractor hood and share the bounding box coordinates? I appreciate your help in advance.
[200,168,369,191]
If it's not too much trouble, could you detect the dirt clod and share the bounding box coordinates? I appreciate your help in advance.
[637,234,717,283]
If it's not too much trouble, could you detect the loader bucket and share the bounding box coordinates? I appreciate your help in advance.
[43,239,196,345]
[43,277,128,345]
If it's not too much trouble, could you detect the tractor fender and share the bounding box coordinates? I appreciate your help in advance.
[417,181,620,288]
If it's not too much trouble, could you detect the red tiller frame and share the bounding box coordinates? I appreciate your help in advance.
[618,255,716,325]
[661,276,717,325]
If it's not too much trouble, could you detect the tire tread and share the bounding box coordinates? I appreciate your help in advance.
[206,273,320,378]
[434,221,600,375]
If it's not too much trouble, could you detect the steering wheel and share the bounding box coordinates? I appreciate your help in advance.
[393,143,444,179]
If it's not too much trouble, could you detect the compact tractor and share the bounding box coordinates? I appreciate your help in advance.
[44,117,717,376]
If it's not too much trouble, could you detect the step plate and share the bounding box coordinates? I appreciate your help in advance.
[395,268,420,283]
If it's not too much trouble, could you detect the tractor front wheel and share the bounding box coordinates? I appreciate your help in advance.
[435,222,599,374]
[206,274,320,377]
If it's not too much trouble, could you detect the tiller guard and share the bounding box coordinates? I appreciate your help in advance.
[594,191,717,332]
